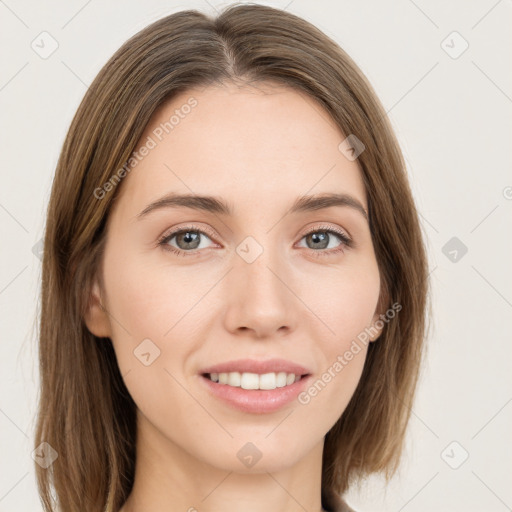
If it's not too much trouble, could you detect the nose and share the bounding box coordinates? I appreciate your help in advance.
[223,247,298,339]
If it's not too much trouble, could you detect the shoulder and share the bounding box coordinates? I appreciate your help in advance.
[322,487,356,512]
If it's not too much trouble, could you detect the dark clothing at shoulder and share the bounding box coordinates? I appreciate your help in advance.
[322,487,356,512]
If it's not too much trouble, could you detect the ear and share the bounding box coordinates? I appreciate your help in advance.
[368,289,389,343]
[368,310,384,342]
[83,279,112,338]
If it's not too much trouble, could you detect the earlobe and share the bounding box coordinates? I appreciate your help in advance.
[369,288,390,342]
[368,317,383,342]
[83,279,112,338]
[370,324,381,343]
[368,306,386,342]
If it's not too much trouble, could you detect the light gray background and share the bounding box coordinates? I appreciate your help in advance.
[0,1,511,511]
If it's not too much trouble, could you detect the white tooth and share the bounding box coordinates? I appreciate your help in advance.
[211,371,300,389]
[240,372,260,390]
[259,373,277,390]
[228,372,241,387]
[276,372,287,388]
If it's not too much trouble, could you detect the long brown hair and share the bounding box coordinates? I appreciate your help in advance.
[35,4,430,511]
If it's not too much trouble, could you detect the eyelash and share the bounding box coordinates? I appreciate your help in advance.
[157,224,353,258]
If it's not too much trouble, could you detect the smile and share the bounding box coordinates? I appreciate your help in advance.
[204,371,302,390]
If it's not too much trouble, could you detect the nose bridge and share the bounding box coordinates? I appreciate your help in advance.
[224,231,296,336]
[235,233,287,300]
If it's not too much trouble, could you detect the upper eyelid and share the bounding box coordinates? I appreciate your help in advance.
[160,223,217,242]
[304,224,350,237]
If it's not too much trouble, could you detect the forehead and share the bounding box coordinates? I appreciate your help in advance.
[113,82,367,217]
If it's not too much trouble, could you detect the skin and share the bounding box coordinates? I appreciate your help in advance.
[85,81,384,512]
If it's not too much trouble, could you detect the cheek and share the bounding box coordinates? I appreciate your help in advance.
[100,247,174,371]
[297,278,375,424]
[100,246,215,396]
[291,263,379,422]
[298,344,369,430]
[102,246,193,337]
[100,255,194,422]
[299,260,381,344]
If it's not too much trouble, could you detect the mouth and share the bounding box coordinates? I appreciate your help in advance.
[199,371,312,414]
[201,371,310,391]
[197,358,313,413]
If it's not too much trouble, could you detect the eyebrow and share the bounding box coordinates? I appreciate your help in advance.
[136,192,368,222]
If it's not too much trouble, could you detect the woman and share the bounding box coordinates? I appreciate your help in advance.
[34,4,430,511]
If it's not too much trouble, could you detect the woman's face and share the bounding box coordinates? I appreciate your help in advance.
[86,82,383,473]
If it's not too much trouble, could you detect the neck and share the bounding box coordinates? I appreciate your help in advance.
[119,412,326,512]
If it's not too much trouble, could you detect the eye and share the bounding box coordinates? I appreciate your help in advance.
[158,225,217,256]
[296,225,352,257]
[157,224,353,258]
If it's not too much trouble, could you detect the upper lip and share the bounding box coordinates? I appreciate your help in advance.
[199,358,311,376]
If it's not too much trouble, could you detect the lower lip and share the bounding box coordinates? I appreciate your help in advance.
[199,374,312,414]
